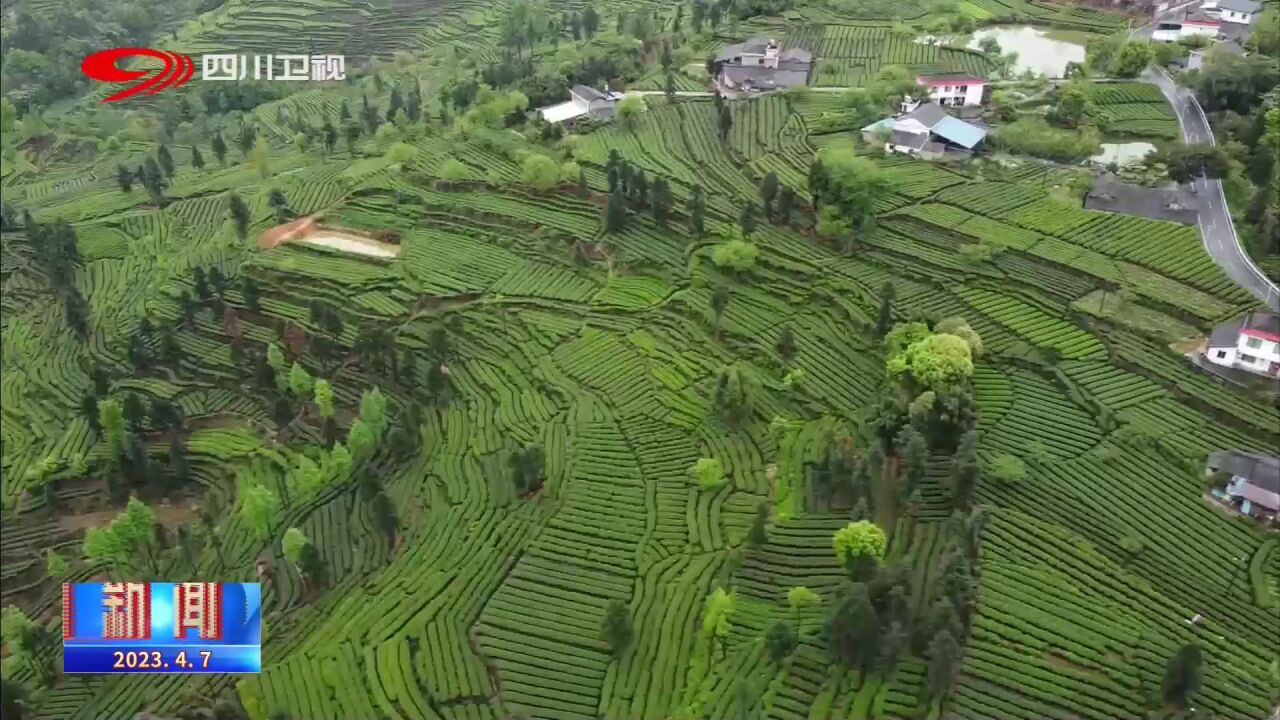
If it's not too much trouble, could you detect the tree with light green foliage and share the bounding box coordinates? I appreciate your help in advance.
[439,158,469,182]
[884,322,930,356]
[360,387,388,438]
[385,141,416,164]
[267,343,287,371]
[251,135,270,178]
[348,418,375,458]
[521,154,560,190]
[98,398,127,455]
[45,549,67,577]
[240,483,279,540]
[1109,40,1154,78]
[288,362,313,397]
[83,497,157,573]
[988,453,1025,484]
[282,527,309,566]
[689,457,725,489]
[788,585,821,623]
[711,238,758,272]
[887,333,975,390]
[616,95,647,129]
[314,379,334,417]
[933,317,983,357]
[701,588,736,659]
[833,520,887,575]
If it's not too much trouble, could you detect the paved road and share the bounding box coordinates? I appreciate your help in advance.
[1147,67,1280,311]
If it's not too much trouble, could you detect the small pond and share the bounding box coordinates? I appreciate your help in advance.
[967,26,1088,79]
[1090,141,1157,166]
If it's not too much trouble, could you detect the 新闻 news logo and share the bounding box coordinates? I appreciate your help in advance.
[82,48,346,103]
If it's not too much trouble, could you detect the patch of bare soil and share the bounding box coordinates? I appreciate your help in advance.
[59,501,198,534]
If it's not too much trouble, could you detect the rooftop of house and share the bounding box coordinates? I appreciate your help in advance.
[1240,311,1280,340]
[716,38,810,66]
[888,130,929,149]
[862,103,987,149]
[720,64,810,88]
[1216,0,1261,13]
[570,85,615,102]
[916,73,986,86]
[1209,451,1280,494]
[1207,319,1243,349]
[1184,10,1221,23]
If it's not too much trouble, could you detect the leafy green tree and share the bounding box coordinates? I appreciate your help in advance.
[282,527,309,566]
[1109,40,1153,78]
[240,483,279,540]
[314,379,334,417]
[759,172,778,220]
[576,167,589,198]
[712,364,755,425]
[98,398,127,455]
[710,285,730,328]
[439,158,469,182]
[360,387,388,438]
[738,200,758,237]
[926,630,960,699]
[875,282,895,337]
[601,599,633,655]
[211,132,227,165]
[45,548,67,577]
[776,186,795,223]
[298,542,328,590]
[711,238,758,272]
[951,430,978,508]
[1049,81,1093,129]
[689,457,725,489]
[933,317,983,357]
[834,517,885,568]
[251,135,270,178]
[1162,644,1203,709]
[811,147,889,233]
[348,418,375,459]
[606,188,627,233]
[288,362,313,397]
[788,585,821,620]
[689,184,706,235]
[157,144,175,179]
[766,620,798,663]
[776,326,797,361]
[887,333,974,391]
[988,453,1025,484]
[116,164,133,192]
[521,154,559,190]
[828,582,878,668]
[228,192,251,240]
[83,497,157,573]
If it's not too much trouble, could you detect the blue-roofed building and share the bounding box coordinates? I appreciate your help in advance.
[860,102,987,159]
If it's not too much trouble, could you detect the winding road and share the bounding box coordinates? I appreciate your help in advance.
[1147,66,1280,311]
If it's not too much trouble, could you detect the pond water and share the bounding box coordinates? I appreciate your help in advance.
[1090,142,1157,166]
[967,26,1087,79]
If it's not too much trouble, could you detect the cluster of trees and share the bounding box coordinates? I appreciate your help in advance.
[825,513,984,703]
[1085,33,1155,78]
[88,387,188,503]
[603,149,677,233]
[808,146,890,249]
[20,215,89,339]
[989,116,1101,162]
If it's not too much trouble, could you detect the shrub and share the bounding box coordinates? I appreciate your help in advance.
[988,454,1026,484]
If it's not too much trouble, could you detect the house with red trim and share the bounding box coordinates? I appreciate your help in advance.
[1206,311,1280,378]
[911,74,986,108]
[1179,11,1221,38]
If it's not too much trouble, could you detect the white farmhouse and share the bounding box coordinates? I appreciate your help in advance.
[537,85,621,125]
[1180,11,1222,37]
[1213,0,1261,23]
[912,74,986,108]
[1206,311,1280,378]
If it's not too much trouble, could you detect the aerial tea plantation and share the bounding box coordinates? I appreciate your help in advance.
[1,1,1278,719]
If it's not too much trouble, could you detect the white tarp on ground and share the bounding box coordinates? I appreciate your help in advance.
[539,100,587,123]
[299,232,398,258]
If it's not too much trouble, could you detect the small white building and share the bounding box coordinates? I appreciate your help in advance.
[1180,12,1222,37]
[862,103,987,159]
[1151,21,1184,42]
[536,85,621,125]
[1214,0,1261,23]
[1206,311,1280,378]
[912,74,986,108]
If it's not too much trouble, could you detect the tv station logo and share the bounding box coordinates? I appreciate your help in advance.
[62,582,261,673]
[81,47,345,102]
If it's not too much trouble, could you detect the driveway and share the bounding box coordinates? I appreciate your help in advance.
[1146,67,1280,311]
